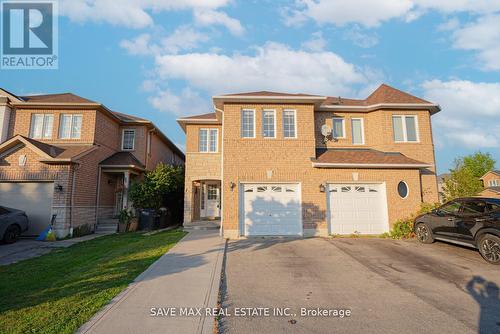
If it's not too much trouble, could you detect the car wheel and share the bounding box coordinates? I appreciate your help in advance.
[3,225,21,244]
[415,223,434,244]
[478,234,500,265]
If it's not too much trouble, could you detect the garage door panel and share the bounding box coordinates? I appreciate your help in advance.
[0,182,54,236]
[243,183,301,236]
[329,183,388,235]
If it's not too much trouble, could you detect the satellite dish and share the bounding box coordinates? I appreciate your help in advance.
[321,124,331,137]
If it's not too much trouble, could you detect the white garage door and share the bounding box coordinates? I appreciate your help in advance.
[0,182,54,236]
[328,183,389,235]
[242,183,302,236]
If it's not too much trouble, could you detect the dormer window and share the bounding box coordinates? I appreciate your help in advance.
[30,114,53,139]
[122,129,135,150]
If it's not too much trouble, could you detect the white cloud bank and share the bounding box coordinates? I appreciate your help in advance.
[422,79,500,148]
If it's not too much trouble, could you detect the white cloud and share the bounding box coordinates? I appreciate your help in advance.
[422,79,500,148]
[437,17,460,31]
[59,0,237,30]
[301,31,327,51]
[153,42,373,96]
[120,27,209,56]
[451,15,500,71]
[193,9,245,36]
[283,0,500,28]
[343,25,379,48]
[148,87,211,116]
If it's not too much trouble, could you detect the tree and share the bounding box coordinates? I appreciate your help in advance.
[443,152,496,200]
[129,163,184,212]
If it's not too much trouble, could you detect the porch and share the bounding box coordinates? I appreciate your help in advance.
[190,179,222,222]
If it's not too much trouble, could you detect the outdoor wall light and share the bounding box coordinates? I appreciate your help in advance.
[54,184,63,192]
[319,183,326,193]
[229,181,236,191]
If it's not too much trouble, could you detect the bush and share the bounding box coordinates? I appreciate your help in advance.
[382,202,440,239]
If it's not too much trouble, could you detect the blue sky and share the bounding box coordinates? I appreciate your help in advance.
[2,0,500,173]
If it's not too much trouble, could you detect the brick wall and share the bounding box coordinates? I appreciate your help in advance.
[220,103,437,237]
[183,123,222,223]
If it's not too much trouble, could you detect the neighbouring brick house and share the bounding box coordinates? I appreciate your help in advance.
[0,88,184,237]
[479,170,500,198]
[178,84,440,238]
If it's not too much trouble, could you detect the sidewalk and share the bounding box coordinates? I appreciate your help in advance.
[78,229,225,334]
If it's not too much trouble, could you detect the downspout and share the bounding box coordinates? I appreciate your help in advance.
[69,163,79,237]
[215,105,224,237]
[95,165,102,231]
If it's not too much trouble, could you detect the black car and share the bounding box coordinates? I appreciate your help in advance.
[0,206,29,244]
[414,197,500,264]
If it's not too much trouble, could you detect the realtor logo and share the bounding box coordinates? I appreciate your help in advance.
[1,1,58,69]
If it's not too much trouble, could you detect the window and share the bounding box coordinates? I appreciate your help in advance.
[207,184,218,200]
[283,110,296,138]
[461,200,487,216]
[199,128,218,152]
[241,109,255,138]
[122,129,135,150]
[30,114,53,139]
[262,110,276,138]
[341,186,351,192]
[392,115,419,142]
[487,203,500,212]
[59,114,82,139]
[271,186,282,192]
[257,186,267,192]
[489,179,499,187]
[397,181,409,198]
[440,201,461,215]
[351,118,364,145]
[332,117,345,138]
[355,186,365,192]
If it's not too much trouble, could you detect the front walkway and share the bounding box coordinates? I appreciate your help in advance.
[78,229,225,334]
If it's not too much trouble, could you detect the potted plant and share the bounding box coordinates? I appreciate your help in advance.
[118,209,131,233]
[127,209,139,232]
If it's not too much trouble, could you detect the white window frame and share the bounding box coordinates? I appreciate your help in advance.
[199,128,218,153]
[283,109,297,139]
[59,114,82,139]
[262,109,276,139]
[332,117,345,139]
[351,117,365,145]
[241,109,256,138]
[30,114,53,139]
[122,129,136,151]
[398,181,410,199]
[489,179,499,187]
[392,115,420,143]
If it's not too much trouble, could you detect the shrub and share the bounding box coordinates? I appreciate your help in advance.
[383,202,440,239]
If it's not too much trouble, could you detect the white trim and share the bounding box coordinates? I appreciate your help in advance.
[213,95,326,100]
[283,109,297,139]
[319,103,440,113]
[30,113,54,139]
[392,115,420,143]
[351,117,365,145]
[241,109,256,138]
[121,129,136,151]
[312,162,432,168]
[489,180,499,187]
[198,128,219,153]
[262,109,277,139]
[398,180,410,199]
[177,118,219,122]
[332,116,346,139]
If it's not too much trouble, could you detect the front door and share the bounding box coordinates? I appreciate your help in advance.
[204,182,220,218]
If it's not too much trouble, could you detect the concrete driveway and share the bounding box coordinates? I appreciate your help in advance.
[220,237,500,334]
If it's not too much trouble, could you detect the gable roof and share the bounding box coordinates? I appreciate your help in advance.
[112,111,149,123]
[20,93,97,104]
[312,148,431,168]
[181,112,218,120]
[100,152,145,170]
[480,170,500,179]
[211,84,440,114]
[0,135,96,163]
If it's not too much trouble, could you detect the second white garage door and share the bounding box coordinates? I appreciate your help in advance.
[241,183,302,236]
[328,183,389,235]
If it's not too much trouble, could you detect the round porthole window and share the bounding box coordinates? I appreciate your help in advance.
[397,181,409,198]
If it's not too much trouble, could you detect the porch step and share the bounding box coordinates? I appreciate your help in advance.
[96,219,119,234]
[183,220,220,231]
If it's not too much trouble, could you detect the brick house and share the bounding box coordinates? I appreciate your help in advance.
[178,84,440,238]
[479,170,500,198]
[0,88,184,237]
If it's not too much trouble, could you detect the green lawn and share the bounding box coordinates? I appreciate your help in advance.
[0,229,187,334]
